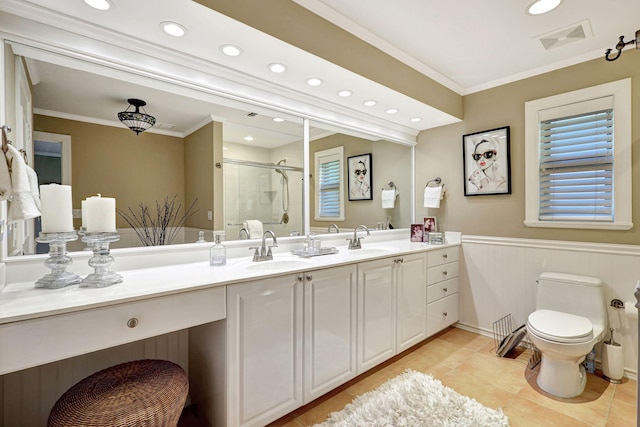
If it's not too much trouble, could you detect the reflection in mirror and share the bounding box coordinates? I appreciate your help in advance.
[309,122,413,234]
[3,40,304,256]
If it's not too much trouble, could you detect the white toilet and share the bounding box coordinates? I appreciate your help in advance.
[526,272,607,398]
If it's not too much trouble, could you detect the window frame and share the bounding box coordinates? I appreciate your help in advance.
[314,146,345,222]
[524,78,632,230]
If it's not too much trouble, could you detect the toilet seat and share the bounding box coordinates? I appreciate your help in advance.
[527,309,593,343]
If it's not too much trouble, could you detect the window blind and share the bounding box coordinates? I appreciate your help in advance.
[318,159,341,217]
[539,108,614,222]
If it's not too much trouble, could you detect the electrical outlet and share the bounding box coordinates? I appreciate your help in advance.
[207,211,212,221]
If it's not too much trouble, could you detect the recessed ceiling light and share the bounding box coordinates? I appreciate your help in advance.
[410,117,422,123]
[363,100,377,107]
[338,90,352,97]
[244,136,254,142]
[84,0,111,10]
[272,117,285,122]
[306,77,323,87]
[268,63,287,73]
[220,44,243,57]
[160,21,187,37]
[527,0,562,15]
[386,108,398,114]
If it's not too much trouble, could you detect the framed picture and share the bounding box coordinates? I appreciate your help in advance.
[423,216,437,234]
[463,126,511,196]
[348,153,372,201]
[410,223,424,242]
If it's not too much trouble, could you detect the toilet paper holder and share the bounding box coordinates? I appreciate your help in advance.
[610,299,624,308]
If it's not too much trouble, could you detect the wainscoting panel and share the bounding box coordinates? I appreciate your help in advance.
[0,330,188,427]
[459,236,640,378]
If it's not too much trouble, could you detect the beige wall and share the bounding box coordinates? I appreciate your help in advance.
[310,134,412,230]
[34,115,185,229]
[416,53,640,245]
[184,121,223,231]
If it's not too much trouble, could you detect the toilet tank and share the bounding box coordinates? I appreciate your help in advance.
[536,272,607,330]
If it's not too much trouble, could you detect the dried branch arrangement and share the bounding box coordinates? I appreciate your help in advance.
[117,196,199,246]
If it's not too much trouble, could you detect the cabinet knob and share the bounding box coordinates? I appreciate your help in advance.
[442,270,448,276]
[399,257,404,263]
[443,254,448,259]
[442,312,448,318]
[443,287,448,293]
[305,274,313,282]
[127,318,139,328]
[297,275,304,282]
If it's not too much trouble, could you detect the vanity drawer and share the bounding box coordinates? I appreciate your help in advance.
[426,277,459,304]
[427,247,459,267]
[426,293,459,337]
[0,286,226,375]
[427,261,459,286]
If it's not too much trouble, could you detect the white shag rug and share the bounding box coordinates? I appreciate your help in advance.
[313,369,510,427]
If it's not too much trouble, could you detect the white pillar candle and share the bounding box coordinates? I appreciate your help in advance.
[40,184,74,233]
[81,199,87,229]
[85,195,116,233]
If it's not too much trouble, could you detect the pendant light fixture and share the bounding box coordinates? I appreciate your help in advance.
[117,98,156,135]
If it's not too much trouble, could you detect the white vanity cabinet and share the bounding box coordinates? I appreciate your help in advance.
[226,275,303,427]
[303,264,358,402]
[426,246,460,336]
[225,264,357,427]
[357,253,427,373]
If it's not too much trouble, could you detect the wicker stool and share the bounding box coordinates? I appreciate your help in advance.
[48,359,189,427]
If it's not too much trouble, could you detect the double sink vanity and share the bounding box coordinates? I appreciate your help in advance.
[0,229,460,427]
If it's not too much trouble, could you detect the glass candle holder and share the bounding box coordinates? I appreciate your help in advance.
[81,231,123,288]
[35,231,82,289]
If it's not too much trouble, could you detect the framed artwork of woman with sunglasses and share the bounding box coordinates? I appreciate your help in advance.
[348,153,373,200]
[463,126,511,196]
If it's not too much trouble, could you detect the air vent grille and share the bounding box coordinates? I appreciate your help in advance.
[536,20,592,51]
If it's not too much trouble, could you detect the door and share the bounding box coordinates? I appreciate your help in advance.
[303,264,357,402]
[357,258,396,373]
[227,275,303,427]
[396,253,428,352]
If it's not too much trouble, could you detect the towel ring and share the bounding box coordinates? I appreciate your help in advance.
[425,177,443,188]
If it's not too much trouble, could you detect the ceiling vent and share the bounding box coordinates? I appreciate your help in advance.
[536,20,592,51]
[155,122,176,130]
[246,112,258,117]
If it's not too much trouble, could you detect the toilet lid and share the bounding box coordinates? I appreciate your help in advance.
[527,309,593,343]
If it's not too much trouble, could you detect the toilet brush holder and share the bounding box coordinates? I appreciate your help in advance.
[602,342,624,383]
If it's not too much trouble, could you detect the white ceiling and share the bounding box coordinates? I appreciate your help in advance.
[2,0,638,144]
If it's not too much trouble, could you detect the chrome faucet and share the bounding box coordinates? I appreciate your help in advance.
[327,223,340,233]
[238,228,249,239]
[250,230,278,261]
[347,225,370,250]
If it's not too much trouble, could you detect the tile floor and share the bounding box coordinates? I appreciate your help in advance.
[267,327,637,427]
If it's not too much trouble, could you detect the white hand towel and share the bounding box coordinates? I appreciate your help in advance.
[5,145,41,222]
[243,219,263,239]
[423,185,443,209]
[381,189,397,209]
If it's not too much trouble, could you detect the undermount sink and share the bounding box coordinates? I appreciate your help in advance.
[244,259,311,271]
[347,247,394,256]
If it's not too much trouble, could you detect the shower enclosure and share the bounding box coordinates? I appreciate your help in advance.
[224,158,303,239]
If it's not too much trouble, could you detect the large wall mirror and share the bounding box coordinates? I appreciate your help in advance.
[2,39,414,259]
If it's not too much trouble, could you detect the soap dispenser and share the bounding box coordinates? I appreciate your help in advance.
[210,234,226,266]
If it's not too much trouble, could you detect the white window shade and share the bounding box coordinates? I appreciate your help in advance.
[539,109,613,222]
[315,146,345,221]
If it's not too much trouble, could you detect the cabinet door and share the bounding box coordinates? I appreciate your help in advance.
[227,275,303,427]
[396,253,428,352]
[357,258,396,374]
[303,265,357,402]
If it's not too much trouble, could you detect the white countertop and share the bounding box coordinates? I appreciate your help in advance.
[0,234,460,325]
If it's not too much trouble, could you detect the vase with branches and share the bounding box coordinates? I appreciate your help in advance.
[117,196,199,246]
